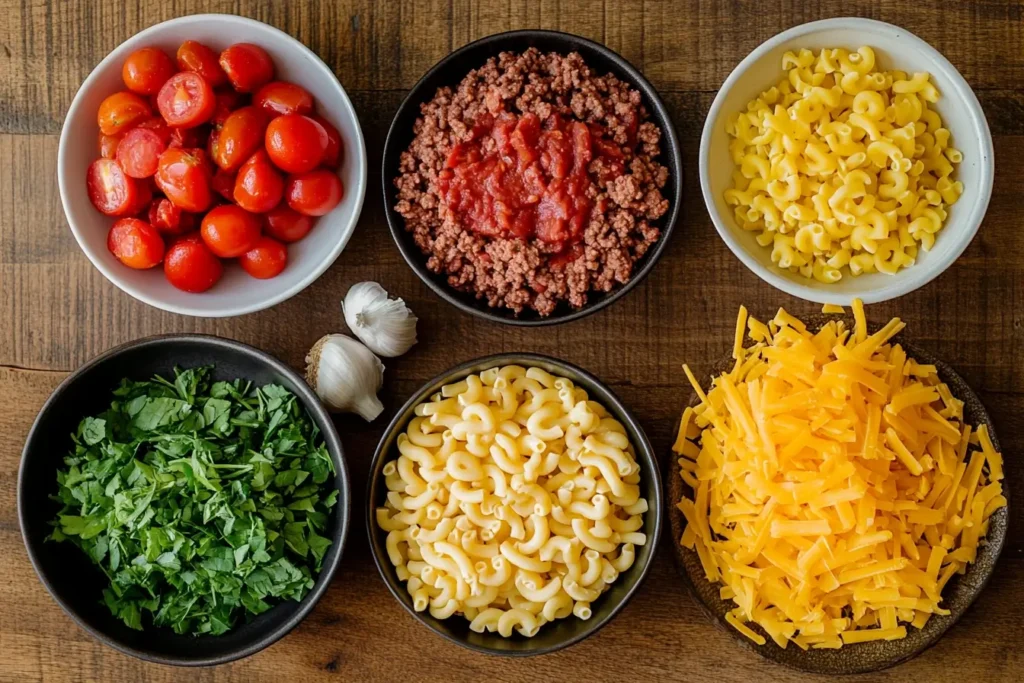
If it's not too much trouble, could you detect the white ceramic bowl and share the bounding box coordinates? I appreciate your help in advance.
[58,14,367,317]
[700,18,993,305]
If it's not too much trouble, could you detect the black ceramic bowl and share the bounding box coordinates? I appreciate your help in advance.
[18,335,351,666]
[367,353,663,655]
[665,315,1008,674]
[382,30,683,326]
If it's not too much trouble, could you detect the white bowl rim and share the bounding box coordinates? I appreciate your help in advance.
[698,17,994,305]
[57,13,368,318]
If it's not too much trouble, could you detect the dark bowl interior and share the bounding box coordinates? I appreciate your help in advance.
[17,335,351,666]
[381,29,683,326]
[665,314,1009,674]
[367,353,663,655]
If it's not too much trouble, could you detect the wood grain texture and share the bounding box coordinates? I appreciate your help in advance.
[1,0,1022,681]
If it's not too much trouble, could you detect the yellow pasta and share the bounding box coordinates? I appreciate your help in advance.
[724,47,963,283]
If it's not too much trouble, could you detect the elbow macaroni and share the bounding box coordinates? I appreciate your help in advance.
[377,366,648,637]
[724,47,963,283]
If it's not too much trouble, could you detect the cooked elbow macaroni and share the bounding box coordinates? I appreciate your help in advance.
[724,47,963,283]
[376,365,648,637]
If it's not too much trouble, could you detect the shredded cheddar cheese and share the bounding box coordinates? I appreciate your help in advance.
[674,301,1005,650]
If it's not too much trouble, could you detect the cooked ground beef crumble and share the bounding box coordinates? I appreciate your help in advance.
[394,48,670,316]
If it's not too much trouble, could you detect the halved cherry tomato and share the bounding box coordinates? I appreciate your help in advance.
[285,169,343,216]
[97,91,152,136]
[148,198,195,235]
[116,127,167,178]
[122,47,176,95]
[211,90,246,127]
[107,217,165,269]
[264,204,314,242]
[87,158,147,215]
[176,40,228,87]
[254,81,313,117]
[164,234,223,292]
[265,114,327,173]
[310,114,344,168]
[157,72,215,128]
[213,106,268,172]
[219,43,274,93]
[135,116,173,145]
[234,150,284,213]
[155,147,213,212]
[239,236,287,279]
[99,132,122,159]
[200,204,262,257]
[212,168,237,202]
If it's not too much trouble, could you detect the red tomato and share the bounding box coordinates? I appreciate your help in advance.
[99,132,122,159]
[157,72,215,128]
[176,40,228,87]
[213,106,268,172]
[254,81,313,117]
[233,150,284,213]
[107,217,165,269]
[239,236,287,279]
[265,114,327,173]
[147,198,195,235]
[122,47,176,95]
[97,91,152,136]
[211,90,246,126]
[116,127,167,178]
[311,114,344,168]
[212,168,237,202]
[264,205,314,242]
[219,43,275,93]
[87,158,148,216]
[164,234,224,292]
[285,169,343,216]
[155,147,213,212]
[135,117,173,145]
[200,204,262,257]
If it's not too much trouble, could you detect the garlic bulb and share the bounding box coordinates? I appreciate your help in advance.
[342,281,418,358]
[305,334,384,421]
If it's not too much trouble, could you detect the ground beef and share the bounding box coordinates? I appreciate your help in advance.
[394,48,670,317]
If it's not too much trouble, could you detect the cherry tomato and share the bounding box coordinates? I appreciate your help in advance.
[87,158,147,216]
[116,127,167,178]
[239,236,287,279]
[97,91,152,136]
[155,147,213,212]
[176,40,228,87]
[99,132,122,159]
[234,150,284,213]
[147,198,195,235]
[212,168,237,202]
[164,234,224,292]
[212,106,268,172]
[200,204,262,258]
[122,47,176,95]
[135,116,173,145]
[157,72,215,128]
[107,217,165,269]
[285,169,343,216]
[254,81,313,117]
[265,114,327,173]
[211,90,246,127]
[311,114,344,168]
[264,205,314,243]
[219,43,274,93]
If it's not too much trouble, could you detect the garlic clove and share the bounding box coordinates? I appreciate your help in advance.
[342,281,418,358]
[305,333,385,421]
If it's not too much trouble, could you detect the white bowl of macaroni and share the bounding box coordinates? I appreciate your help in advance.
[700,18,993,304]
[367,354,662,655]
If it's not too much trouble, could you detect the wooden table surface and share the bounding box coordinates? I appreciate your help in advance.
[2,1,1022,681]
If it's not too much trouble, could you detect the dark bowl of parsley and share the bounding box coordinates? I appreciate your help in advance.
[17,335,350,666]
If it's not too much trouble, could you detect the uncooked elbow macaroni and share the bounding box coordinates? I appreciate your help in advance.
[724,47,963,283]
[376,366,648,637]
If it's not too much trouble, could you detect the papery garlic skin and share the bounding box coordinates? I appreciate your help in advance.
[305,334,384,421]
[342,281,418,358]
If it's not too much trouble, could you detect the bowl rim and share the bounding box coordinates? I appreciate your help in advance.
[365,352,664,655]
[381,28,683,326]
[57,13,368,318]
[17,333,352,666]
[698,17,995,305]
